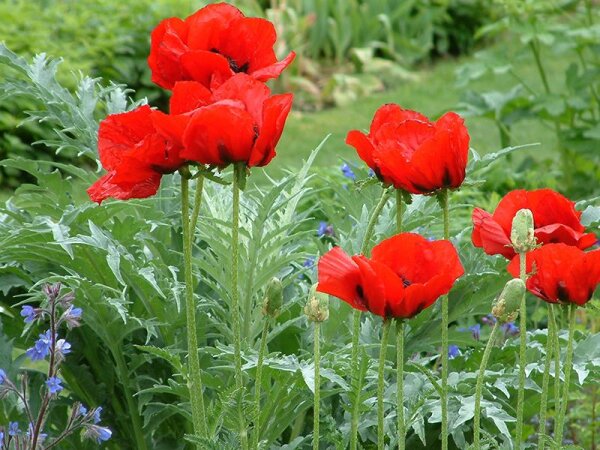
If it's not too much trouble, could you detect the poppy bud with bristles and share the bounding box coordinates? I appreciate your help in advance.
[511,209,536,253]
[262,277,283,318]
[492,278,525,323]
[304,284,329,323]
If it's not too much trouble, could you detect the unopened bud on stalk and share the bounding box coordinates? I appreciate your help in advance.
[262,277,283,318]
[511,209,536,253]
[492,279,525,323]
[304,284,329,322]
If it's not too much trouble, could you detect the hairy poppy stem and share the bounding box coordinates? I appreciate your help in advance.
[232,164,249,450]
[396,320,405,450]
[396,190,405,450]
[190,175,204,235]
[350,188,390,450]
[440,189,450,450]
[515,253,527,447]
[473,322,499,449]
[378,320,391,450]
[252,318,270,450]
[313,321,321,450]
[181,175,208,441]
[552,304,561,421]
[538,303,557,447]
[554,304,577,447]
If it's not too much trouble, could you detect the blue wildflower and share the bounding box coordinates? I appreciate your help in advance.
[0,430,3,442]
[93,407,103,424]
[469,324,481,341]
[368,168,376,177]
[303,257,315,268]
[0,369,6,385]
[96,426,112,442]
[79,405,88,417]
[26,423,47,441]
[502,322,519,337]
[317,222,334,238]
[45,377,63,395]
[8,422,19,436]
[20,305,37,323]
[341,163,356,181]
[448,345,461,359]
[56,339,72,356]
[25,330,53,361]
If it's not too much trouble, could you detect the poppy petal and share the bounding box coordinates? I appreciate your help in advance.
[148,17,189,89]
[251,51,296,82]
[87,171,162,204]
[181,102,256,166]
[471,208,514,258]
[170,81,214,115]
[317,247,366,311]
[370,104,429,136]
[180,51,234,89]
[249,93,293,167]
[213,73,271,124]
[352,255,388,317]
[346,130,377,170]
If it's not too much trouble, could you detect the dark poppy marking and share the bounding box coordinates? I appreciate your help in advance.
[355,285,368,309]
[442,167,452,187]
[556,281,570,303]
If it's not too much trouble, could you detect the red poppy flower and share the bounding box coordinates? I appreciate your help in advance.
[345,104,470,194]
[317,233,464,319]
[152,73,293,167]
[148,3,296,90]
[472,189,596,259]
[87,105,184,203]
[507,244,600,305]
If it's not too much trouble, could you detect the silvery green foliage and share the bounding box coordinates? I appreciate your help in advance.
[0,44,140,160]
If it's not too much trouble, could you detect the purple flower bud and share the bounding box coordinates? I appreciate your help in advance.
[20,305,38,323]
[481,314,497,326]
[368,168,376,177]
[341,163,356,181]
[45,377,63,395]
[43,283,61,300]
[0,369,6,385]
[26,423,47,441]
[59,291,76,307]
[79,405,88,417]
[0,430,3,442]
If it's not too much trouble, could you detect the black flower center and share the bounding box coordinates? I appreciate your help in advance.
[210,48,249,73]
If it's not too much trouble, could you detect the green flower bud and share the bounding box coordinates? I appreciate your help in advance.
[262,277,283,318]
[511,209,536,253]
[492,278,526,323]
[304,284,329,323]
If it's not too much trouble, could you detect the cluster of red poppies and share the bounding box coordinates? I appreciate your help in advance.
[87,3,295,203]
[473,189,599,306]
[318,105,599,318]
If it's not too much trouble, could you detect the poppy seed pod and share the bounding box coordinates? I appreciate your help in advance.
[511,209,536,253]
[304,285,329,323]
[262,277,283,318]
[492,279,525,323]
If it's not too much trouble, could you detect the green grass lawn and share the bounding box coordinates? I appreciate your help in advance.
[269,38,566,177]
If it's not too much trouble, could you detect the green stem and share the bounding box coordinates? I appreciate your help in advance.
[515,252,527,448]
[529,40,551,95]
[232,164,249,449]
[190,175,204,235]
[313,321,321,450]
[252,319,270,450]
[440,189,450,450]
[396,320,405,450]
[378,320,391,450]
[350,188,390,450]
[181,175,208,441]
[552,304,561,421]
[554,304,577,447]
[395,189,403,234]
[473,322,499,449]
[538,304,556,446]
